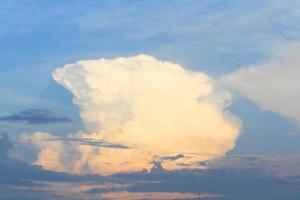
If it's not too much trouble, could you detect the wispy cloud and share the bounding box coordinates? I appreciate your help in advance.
[222,42,300,125]
[45,137,130,149]
[0,109,71,124]
[160,154,185,161]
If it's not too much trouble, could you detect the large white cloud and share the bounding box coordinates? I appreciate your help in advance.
[24,55,241,175]
[222,43,300,125]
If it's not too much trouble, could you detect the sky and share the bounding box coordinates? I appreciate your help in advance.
[1,0,300,199]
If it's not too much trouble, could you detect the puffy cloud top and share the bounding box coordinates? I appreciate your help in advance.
[26,55,241,175]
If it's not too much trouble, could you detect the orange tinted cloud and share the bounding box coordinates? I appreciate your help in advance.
[24,55,241,175]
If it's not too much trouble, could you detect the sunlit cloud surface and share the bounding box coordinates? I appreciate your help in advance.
[23,55,241,175]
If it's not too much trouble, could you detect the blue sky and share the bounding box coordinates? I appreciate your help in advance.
[1,0,299,152]
[1,0,300,199]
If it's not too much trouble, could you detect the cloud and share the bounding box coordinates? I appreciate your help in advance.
[45,137,130,149]
[0,134,119,185]
[0,133,130,200]
[23,55,241,175]
[0,133,12,160]
[122,168,300,200]
[88,191,218,200]
[207,153,300,177]
[2,133,300,200]
[222,42,300,125]
[0,109,72,124]
[159,154,185,161]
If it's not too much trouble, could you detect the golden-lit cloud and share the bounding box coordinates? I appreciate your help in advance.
[24,55,241,175]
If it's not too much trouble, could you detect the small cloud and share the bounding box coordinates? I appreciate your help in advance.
[149,161,166,174]
[198,160,210,167]
[157,154,185,162]
[0,109,72,125]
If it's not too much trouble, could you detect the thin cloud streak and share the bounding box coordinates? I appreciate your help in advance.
[0,109,72,124]
[45,137,130,149]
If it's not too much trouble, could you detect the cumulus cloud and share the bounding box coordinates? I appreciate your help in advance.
[222,43,300,124]
[24,55,241,175]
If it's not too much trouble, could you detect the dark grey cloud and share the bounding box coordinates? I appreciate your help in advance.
[0,109,72,124]
[45,137,130,149]
[85,186,123,194]
[160,154,184,161]
[0,185,66,200]
[113,168,300,200]
[2,134,300,200]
